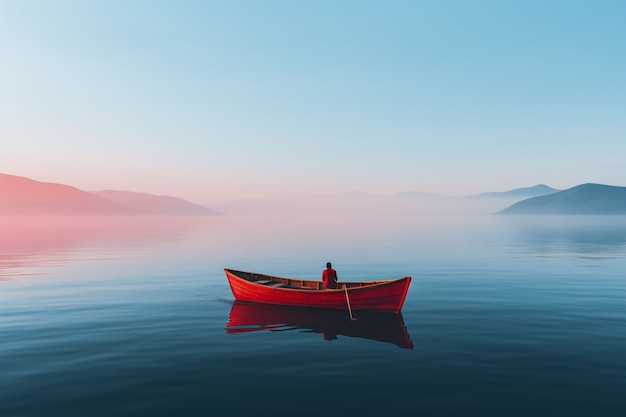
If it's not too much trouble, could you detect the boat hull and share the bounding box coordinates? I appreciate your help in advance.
[224,269,411,313]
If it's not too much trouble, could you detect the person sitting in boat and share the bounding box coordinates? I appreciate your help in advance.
[322,262,338,289]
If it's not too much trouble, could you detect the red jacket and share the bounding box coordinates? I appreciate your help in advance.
[322,268,338,289]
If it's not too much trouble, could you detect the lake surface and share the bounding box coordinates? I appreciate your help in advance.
[1,215,625,416]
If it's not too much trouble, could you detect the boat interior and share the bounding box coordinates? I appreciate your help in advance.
[229,269,386,291]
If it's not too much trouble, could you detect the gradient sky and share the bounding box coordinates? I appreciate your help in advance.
[2,0,625,205]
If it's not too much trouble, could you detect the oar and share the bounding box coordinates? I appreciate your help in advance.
[344,284,356,321]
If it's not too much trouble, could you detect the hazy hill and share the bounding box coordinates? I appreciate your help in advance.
[211,191,457,215]
[91,190,219,215]
[496,183,626,215]
[468,184,559,199]
[0,173,218,215]
[212,185,559,215]
[0,173,131,215]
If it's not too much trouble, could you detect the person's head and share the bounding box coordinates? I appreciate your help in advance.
[326,262,332,269]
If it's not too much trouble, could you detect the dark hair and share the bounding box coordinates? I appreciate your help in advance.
[326,262,332,268]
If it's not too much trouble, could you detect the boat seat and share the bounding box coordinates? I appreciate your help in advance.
[267,282,287,288]
[254,280,271,284]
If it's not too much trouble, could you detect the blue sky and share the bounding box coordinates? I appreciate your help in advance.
[2,0,625,204]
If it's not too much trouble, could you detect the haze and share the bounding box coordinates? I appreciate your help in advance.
[2,1,625,206]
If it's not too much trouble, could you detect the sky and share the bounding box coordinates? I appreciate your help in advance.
[1,0,625,205]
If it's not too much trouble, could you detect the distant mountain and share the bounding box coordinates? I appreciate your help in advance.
[211,190,463,215]
[496,183,626,215]
[211,185,560,216]
[0,173,131,215]
[467,184,560,199]
[0,173,218,216]
[391,191,446,199]
[91,190,219,215]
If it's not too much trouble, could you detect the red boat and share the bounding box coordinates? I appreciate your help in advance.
[224,268,411,313]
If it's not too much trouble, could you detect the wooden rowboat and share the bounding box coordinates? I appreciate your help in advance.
[224,268,411,313]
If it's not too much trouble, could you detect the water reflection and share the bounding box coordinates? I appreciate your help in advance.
[501,216,626,257]
[226,300,413,349]
[0,216,200,279]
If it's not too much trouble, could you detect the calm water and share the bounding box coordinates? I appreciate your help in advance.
[1,215,625,416]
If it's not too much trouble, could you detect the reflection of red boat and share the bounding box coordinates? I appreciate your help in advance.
[226,301,413,349]
[225,269,411,313]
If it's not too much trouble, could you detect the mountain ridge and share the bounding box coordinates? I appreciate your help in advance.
[210,184,559,215]
[0,173,219,216]
[467,184,560,199]
[91,190,220,215]
[496,183,626,215]
[5,173,624,216]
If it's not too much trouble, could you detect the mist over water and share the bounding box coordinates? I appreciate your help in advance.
[1,215,626,416]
